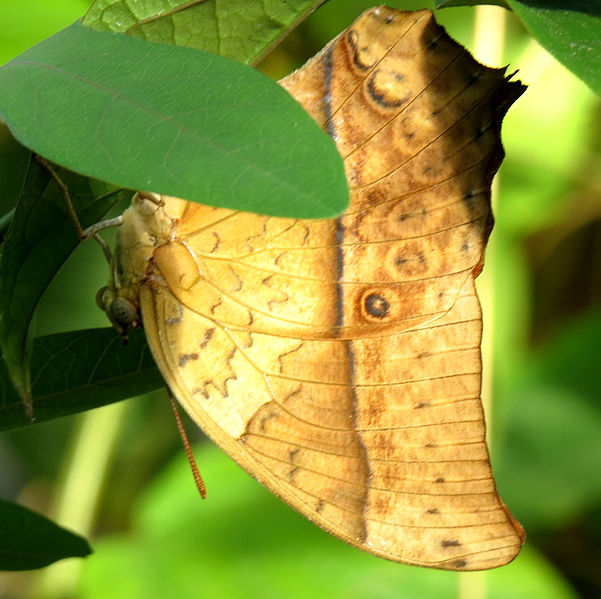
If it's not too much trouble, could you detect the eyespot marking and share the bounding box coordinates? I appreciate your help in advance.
[365,293,390,318]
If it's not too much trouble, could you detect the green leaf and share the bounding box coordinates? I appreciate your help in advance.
[0,498,91,570]
[0,22,348,219]
[0,328,162,432]
[83,0,325,66]
[505,1,601,97]
[0,156,124,409]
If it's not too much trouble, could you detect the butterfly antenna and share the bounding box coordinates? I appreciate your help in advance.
[168,390,207,499]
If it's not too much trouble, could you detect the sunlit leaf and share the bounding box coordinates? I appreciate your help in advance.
[83,0,325,65]
[0,22,348,219]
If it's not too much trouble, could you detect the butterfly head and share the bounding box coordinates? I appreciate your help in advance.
[96,285,140,341]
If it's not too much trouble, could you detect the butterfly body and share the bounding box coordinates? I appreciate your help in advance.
[99,7,525,570]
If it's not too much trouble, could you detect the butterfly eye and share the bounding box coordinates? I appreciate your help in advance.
[109,297,139,330]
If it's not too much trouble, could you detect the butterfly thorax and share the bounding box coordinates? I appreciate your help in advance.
[98,192,182,337]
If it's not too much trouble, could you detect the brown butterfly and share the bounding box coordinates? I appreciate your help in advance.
[96,7,525,570]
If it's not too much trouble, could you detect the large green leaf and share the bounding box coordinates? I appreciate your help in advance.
[0,498,91,570]
[83,0,325,66]
[0,328,162,432]
[0,156,124,409]
[0,22,348,219]
[435,1,601,97]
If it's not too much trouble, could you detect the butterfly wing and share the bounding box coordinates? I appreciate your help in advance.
[139,8,525,569]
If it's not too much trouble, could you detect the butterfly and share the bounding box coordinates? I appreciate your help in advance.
[96,7,525,570]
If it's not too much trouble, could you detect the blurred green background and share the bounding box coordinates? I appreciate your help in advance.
[1,1,600,598]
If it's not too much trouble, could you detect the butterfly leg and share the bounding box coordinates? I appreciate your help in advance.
[34,154,84,237]
[34,154,128,264]
[82,216,124,264]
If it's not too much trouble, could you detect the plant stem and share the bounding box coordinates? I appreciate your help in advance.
[32,400,130,598]
[459,5,507,599]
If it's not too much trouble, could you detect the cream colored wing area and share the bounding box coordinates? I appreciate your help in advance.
[154,196,481,339]
[139,282,370,543]
[353,278,523,569]
[140,275,523,570]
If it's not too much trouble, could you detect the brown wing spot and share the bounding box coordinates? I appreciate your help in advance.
[277,342,304,373]
[288,466,300,484]
[346,29,376,71]
[441,539,462,548]
[453,559,469,569]
[462,189,478,212]
[466,69,484,86]
[475,122,491,140]
[289,447,301,463]
[209,296,223,315]
[364,293,390,318]
[426,33,444,50]
[395,255,408,268]
[209,231,220,253]
[435,477,446,484]
[178,353,199,367]
[257,405,280,434]
[281,385,302,405]
[274,251,288,266]
[390,245,428,277]
[165,303,183,326]
[415,401,431,409]
[367,69,411,108]
[426,508,440,515]
[229,265,243,292]
[199,328,215,349]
